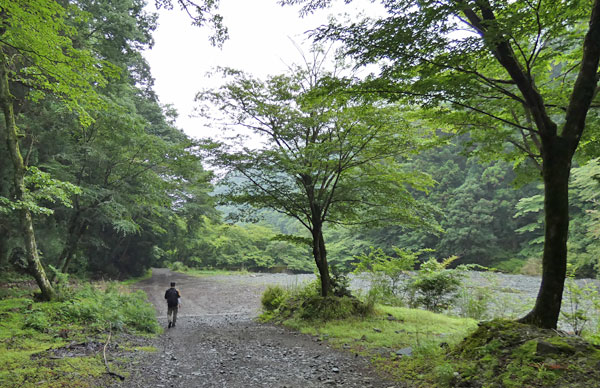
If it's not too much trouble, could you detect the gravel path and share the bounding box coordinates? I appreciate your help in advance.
[109,269,400,388]
[106,268,600,387]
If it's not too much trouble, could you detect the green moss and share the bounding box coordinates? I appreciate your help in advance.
[0,279,159,387]
[449,319,600,388]
[0,354,105,388]
[120,269,153,285]
[134,345,158,352]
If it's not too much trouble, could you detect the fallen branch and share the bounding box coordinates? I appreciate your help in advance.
[103,323,125,381]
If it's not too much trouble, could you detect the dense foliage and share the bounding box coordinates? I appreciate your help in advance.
[0,0,216,283]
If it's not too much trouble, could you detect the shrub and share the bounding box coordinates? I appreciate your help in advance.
[455,285,492,320]
[168,261,189,272]
[454,271,496,320]
[352,246,427,306]
[261,279,372,322]
[297,294,372,321]
[62,284,159,334]
[561,266,599,336]
[261,285,289,312]
[405,257,462,312]
[24,310,51,332]
[520,257,542,276]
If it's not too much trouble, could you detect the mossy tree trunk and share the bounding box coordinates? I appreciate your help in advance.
[0,52,55,300]
[311,221,331,297]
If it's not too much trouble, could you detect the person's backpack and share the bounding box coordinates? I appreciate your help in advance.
[165,288,179,307]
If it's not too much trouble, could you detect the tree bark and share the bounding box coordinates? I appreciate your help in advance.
[0,52,55,300]
[312,222,331,297]
[519,138,572,328]
[59,217,87,275]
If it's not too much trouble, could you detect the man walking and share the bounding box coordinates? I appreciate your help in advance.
[164,282,181,328]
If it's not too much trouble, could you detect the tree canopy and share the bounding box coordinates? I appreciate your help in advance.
[198,59,439,295]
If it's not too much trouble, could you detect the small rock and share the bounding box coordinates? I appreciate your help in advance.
[332,367,340,373]
[373,328,382,333]
[395,347,413,357]
[536,340,575,356]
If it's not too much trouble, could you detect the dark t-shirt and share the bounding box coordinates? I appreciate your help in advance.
[165,287,180,308]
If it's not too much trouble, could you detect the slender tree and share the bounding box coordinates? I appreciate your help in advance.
[198,60,438,296]
[0,1,113,299]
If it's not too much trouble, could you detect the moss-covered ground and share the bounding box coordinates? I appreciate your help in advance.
[0,276,160,388]
[449,319,600,388]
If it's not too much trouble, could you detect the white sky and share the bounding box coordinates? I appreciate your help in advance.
[143,0,381,140]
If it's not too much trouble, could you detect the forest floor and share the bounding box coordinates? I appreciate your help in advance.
[103,268,400,388]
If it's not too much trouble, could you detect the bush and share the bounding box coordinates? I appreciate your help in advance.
[261,285,289,312]
[297,294,371,321]
[520,257,542,276]
[561,266,599,336]
[12,282,159,336]
[352,246,425,306]
[62,284,160,334]
[261,279,372,322]
[168,261,189,272]
[24,310,51,332]
[405,257,462,312]
[455,285,492,320]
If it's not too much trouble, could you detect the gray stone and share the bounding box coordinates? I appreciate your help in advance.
[395,347,413,357]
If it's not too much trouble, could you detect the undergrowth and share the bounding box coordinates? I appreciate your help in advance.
[0,278,159,388]
[260,279,372,323]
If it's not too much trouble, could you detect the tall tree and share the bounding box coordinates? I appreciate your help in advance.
[0,1,113,299]
[198,62,438,296]
[283,0,600,328]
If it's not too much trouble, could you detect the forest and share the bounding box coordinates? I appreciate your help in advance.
[2,1,600,387]
[1,0,600,335]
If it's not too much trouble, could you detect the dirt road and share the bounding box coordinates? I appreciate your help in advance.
[110,268,399,388]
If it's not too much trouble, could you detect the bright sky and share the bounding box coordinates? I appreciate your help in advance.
[143,0,381,140]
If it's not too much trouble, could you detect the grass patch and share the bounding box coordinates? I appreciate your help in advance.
[120,269,153,285]
[184,268,249,276]
[0,279,160,387]
[283,305,478,386]
[294,306,476,351]
[133,345,158,352]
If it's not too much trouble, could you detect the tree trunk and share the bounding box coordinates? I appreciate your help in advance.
[312,223,331,297]
[0,52,55,301]
[519,138,572,328]
[59,218,87,274]
[0,225,8,267]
